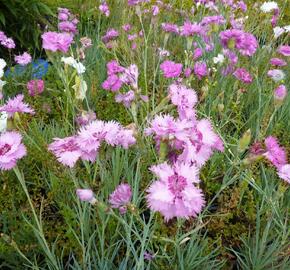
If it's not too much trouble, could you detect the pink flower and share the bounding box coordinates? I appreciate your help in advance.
[102,74,123,92]
[160,60,183,78]
[76,111,96,126]
[0,36,15,49]
[193,48,203,60]
[277,45,290,56]
[146,162,205,221]
[99,2,110,17]
[58,21,77,34]
[0,94,35,118]
[122,24,132,32]
[48,136,86,167]
[274,85,287,101]
[80,37,92,48]
[14,52,32,66]
[106,60,125,75]
[161,23,179,34]
[180,21,203,36]
[219,29,258,56]
[270,58,287,67]
[278,164,290,184]
[42,32,73,53]
[76,189,97,204]
[194,61,207,79]
[109,183,132,214]
[264,136,287,169]
[233,68,253,84]
[115,90,135,107]
[169,84,197,120]
[200,15,225,26]
[102,28,119,43]
[0,131,26,170]
[27,80,44,96]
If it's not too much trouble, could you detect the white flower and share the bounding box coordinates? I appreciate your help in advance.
[0,112,8,133]
[0,79,6,90]
[268,69,285,82]
[284,25,290,32]
[0,58,6,70]
[273,27,285,39]
[61,56,86,74]
[213,54,225,64]
[72,62,86,74]
[260,2,278,13]
[61,56,76,66]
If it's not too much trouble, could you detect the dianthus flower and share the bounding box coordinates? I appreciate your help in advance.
[99,2,110,17]
[58,21,77,34]
[76,189,97,204]
[219,29,258,56]
[161,23,179,34]
[102,74,123,92]
[0,131,26,170]
[0,94,35,118]
[169,84,197,120]
[14,52,32,66]
[278,164,290,184]
[200,15,226,26]
[180,21,203,36]
[194,61,208,79]
[264,136,287,169]
[27,79,45,96]
[146,162,205,221]
[160,60,183,78]
[101,28,119,43]
[42,32,73,53]
[274,85,287,101]
[233,68,253,84]
[277,45,290,56]
[109,183,132,214]
[115,90,135,107]
[267,69,285,82]
[270,58,287,66]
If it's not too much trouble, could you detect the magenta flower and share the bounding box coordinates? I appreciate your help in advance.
[278,164,290,184]
[270,58,287,67]
[41,32,73,53]
[219,29,258,56]
[193,48,203,60]
[233,68,253,84]
[200,15,226,26]
[274,85,287,101]
[0,131,26,170]
[27,79,44,96]
[277,45,290,56]
[160,60,183,78]
[14,52,32,66]
[264,136,287,169]
[109,183,132,214]
[106,60,125,75]
[76,189,97,204]
[194,61,207,80]
[180,21,202,36]
[146,162,205,221]
[102,74,123,92]
[122,24,132,32]
[0,94,35,118]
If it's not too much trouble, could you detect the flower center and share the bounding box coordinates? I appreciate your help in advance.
[168,174,187,198]
[0,143,11,155]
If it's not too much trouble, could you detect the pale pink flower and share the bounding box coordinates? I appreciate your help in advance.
[264,136,287,169]
[277,45,290,56]
[115,90,135,107]
[76,189,97,204]
[99,2,110,17]
[0,131,26,170]
[27,79,44,96]
[233,68,253,84]
[146,162,205,221]
[0,94,35,118]
[274,85,287,101]
[278,164,290,184]
[42,32,73,53]
[14,52,32,66]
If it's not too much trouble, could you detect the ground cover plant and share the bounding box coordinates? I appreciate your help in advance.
[0,0,289,269]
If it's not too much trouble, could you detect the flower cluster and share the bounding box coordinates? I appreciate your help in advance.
[48,120,136,167]
[14,52,32,66]
[58,7,78,35]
